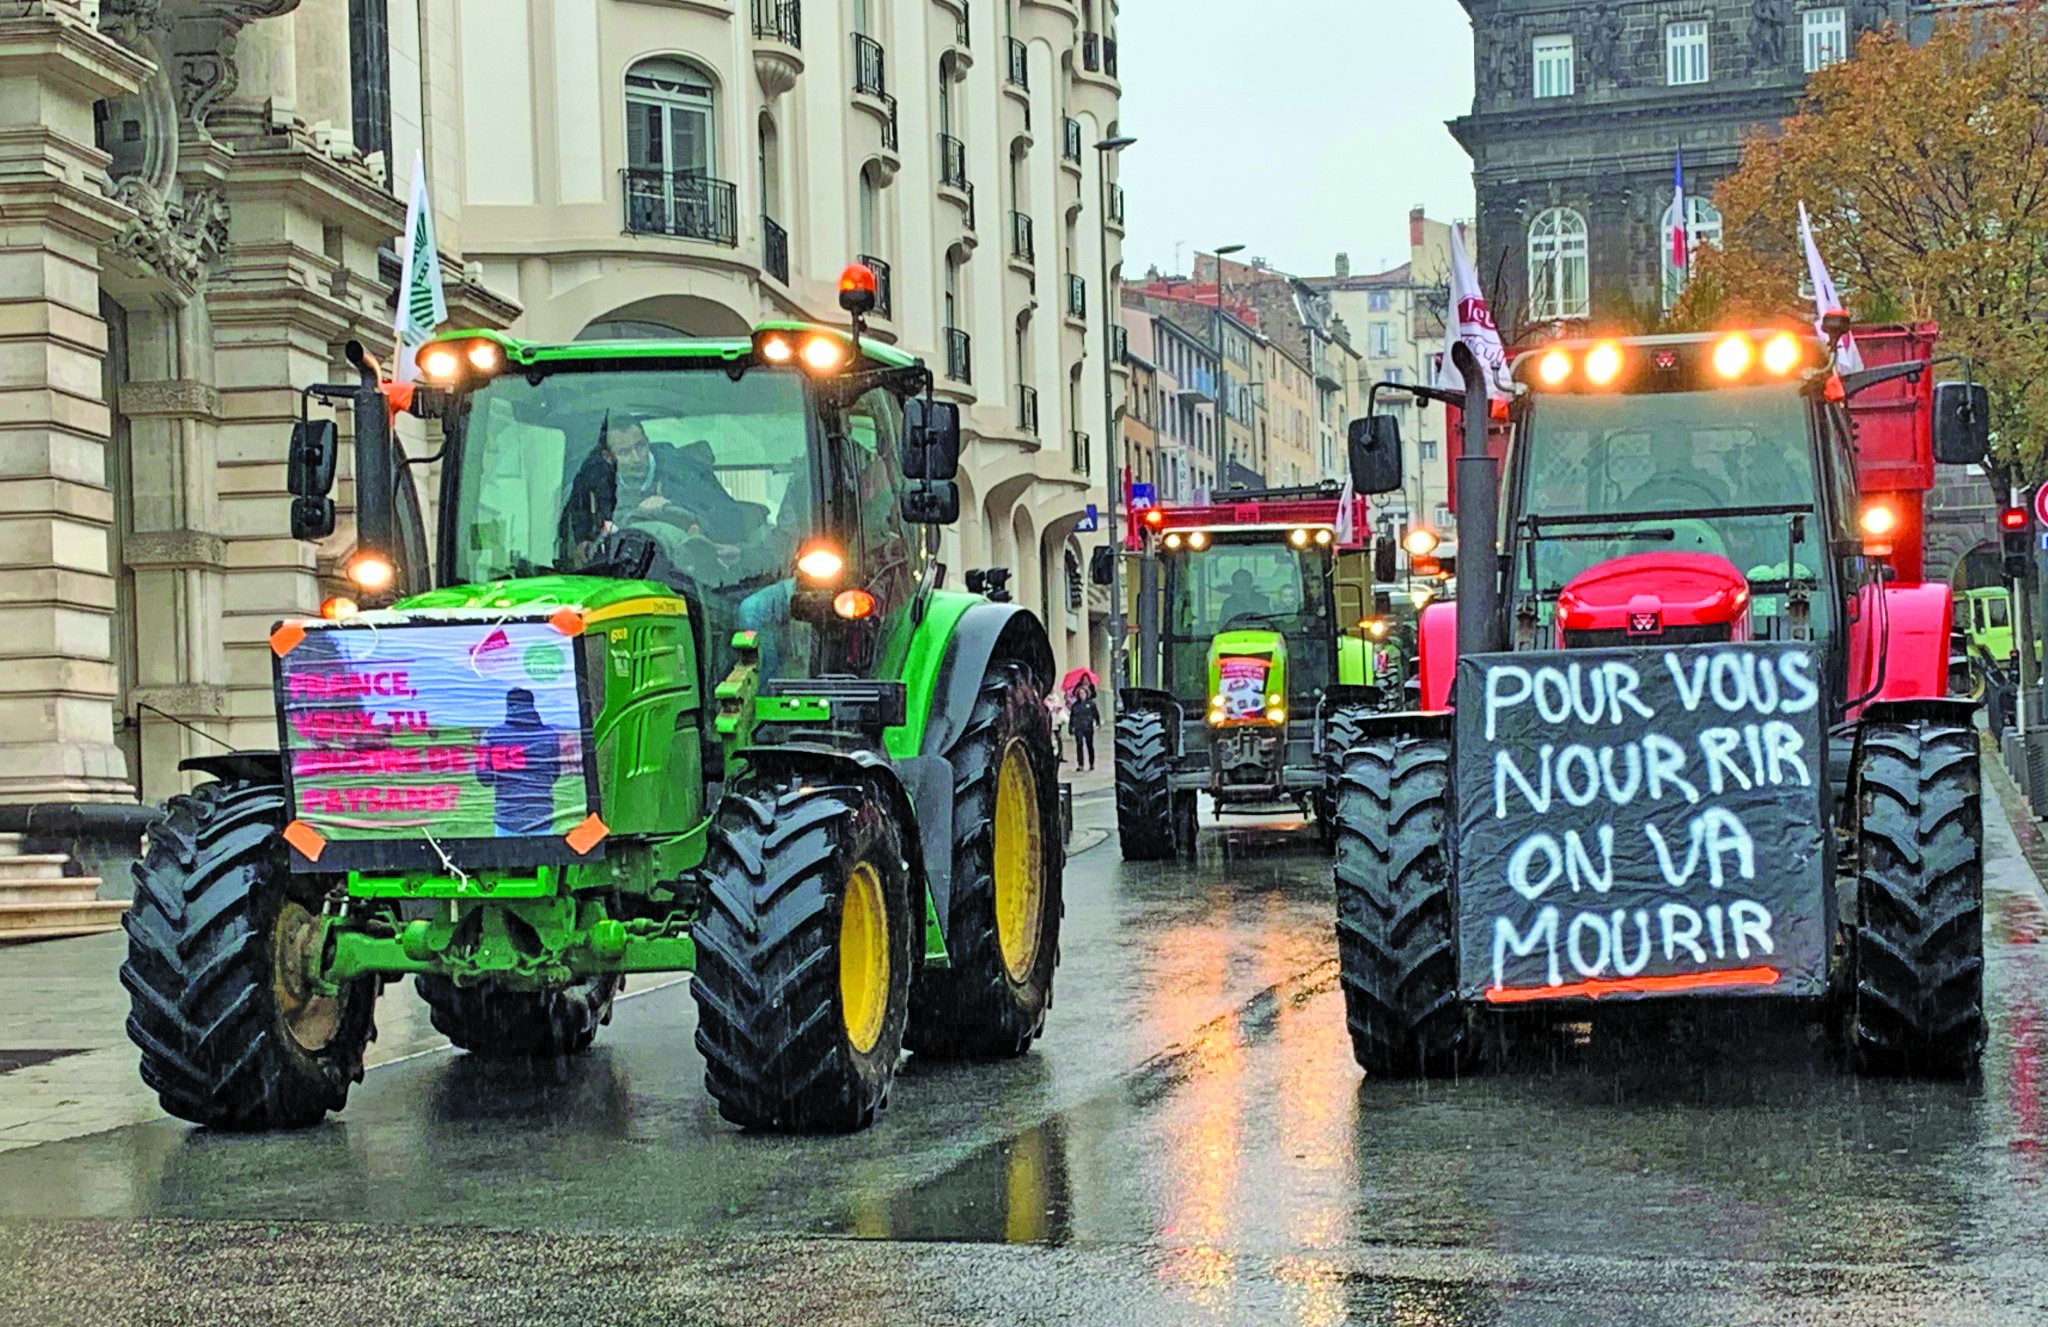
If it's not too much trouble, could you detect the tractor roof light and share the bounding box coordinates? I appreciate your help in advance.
[465,340,503,373]
[838,262,880,315]
[1583,341,1624,387]
[1402,526,1440,558]
[345,551,395,593]
[1288,527,1311,548]
[1313,528,1334,547]
[1859,503,1899,538]
[1164,532,1185,551]
[1536,349,1572,387]
[1188,531,1210,550]
[1761,332,1803,376]
[1365,618,1390,639]
[796,543,845,583]
[417,344,462,384]
[757,333,796,365]
[798,334,847,375]
[1713,333,1755,380]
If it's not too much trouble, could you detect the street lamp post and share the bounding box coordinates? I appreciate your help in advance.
[1093,134,1136,698]
[1210,243,1244,492]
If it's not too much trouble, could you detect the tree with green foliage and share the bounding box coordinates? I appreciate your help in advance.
[1674,9,2048,471]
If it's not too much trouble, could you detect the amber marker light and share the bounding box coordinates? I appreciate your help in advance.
[1859,503,1898,538]
[796,544,845,582]
[1713,333,1755,379]
[1583,341,1624,386]
[1403,526,1440,558]
[417,345,461,383]
[345,552,395,593]
[1288,528,1311,548]
[1164,532,1185,551]
[1313,528,1334,546]
[1143,508,1165,529]
[320,596,360,621]
[1536,349,1572,386]
[1187,531,1210,550]
[758,334,796,364]
[465,340,503,373]
[832,588,877,619]
[1761,332,1803,375]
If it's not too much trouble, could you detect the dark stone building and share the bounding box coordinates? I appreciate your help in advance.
[1450,1,1915,338]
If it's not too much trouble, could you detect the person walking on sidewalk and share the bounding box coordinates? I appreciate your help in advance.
[1068,679,1101,772]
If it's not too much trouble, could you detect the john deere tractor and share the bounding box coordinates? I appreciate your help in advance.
[120,267,1065,1133]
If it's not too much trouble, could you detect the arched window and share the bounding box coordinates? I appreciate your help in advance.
[938,57,954,137]
[858,164,881,257]
[1527,207,1589,322]
[757,112,780,219]
[626,57,714,178]
[943,250,962,329]
[853,0,875,36]
[1661,196,1722,310]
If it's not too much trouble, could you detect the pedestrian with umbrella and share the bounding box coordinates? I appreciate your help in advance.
[1064,668,1101,773]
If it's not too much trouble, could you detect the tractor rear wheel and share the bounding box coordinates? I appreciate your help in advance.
[908,658,1063,1059]
[415,975,620,1058]
[1850,721,1985,1077]
[691,773,914,1131]
[121,778,377,1129]
[1115,705,1176,861]
[1333,738,1466,1077]
[1315,702,1377,847]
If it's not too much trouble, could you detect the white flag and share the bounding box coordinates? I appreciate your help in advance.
[394,154,448,383]
[1434,222,1512,399]
[1335,473,1357,545]
[1798,201,1862,373]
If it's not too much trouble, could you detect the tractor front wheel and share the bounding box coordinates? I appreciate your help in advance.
[909,658,1063,1059]
[415,975,620,1058]
[691,773,914,1131]
[1849,721,1985,1077]
[121,778,377,1129]
[1115,705,1176,861]
[1333,738,1467,1077]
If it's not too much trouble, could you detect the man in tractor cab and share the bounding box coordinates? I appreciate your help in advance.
[1219,568,1265,624]
[609,416,756,550]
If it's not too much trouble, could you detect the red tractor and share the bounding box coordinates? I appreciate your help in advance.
[1334,324,1991,1077]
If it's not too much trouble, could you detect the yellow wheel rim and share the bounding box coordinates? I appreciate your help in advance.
[272,899,341,1053]
[993,739,1046,984]
[839,860,890,1055]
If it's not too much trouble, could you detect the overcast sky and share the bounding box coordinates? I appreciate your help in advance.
[1114,1,1476,281]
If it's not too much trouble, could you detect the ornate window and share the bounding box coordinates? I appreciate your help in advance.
[1666,20,1709,86]
[1803,8,1848,72]
[1532,35,1574,99]
[1527,207,1589,322]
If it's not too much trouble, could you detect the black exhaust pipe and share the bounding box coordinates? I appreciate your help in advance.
[1450,341,1503,659]
[344,340,399,591]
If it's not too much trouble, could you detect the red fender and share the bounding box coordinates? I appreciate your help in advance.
[1846,579,1953,717]
[1417,600,1459,711]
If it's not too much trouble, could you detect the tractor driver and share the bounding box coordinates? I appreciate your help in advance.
[611,419,753,550]
[1219,568,1265,624]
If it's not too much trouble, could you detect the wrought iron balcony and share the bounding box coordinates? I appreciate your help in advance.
[621,170,739,246]
[1066,273,1087,320]
[762,213,788,283]
[752,0,800,46]
[1061,116,1082,164]
[1111,324,1128,361]
[1105,35,1118,77]
[1005,37,1028,88]
[853,33,886,96]
[1018,384,1039,435]
[1009,210,1034,263]
[945,326,972,384]
[939,133,969,189]
[859,253,893,316]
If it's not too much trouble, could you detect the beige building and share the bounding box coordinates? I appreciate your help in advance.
[1258,338,1317,489]
[0,0,1123,807]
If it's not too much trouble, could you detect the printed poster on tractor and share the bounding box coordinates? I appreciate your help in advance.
[273,619,602,871]
[1452,641,1828,1003]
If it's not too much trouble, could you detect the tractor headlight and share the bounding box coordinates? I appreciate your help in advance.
[1265,706,1286,723]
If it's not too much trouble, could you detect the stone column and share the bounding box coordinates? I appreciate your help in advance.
[0,8,149,803]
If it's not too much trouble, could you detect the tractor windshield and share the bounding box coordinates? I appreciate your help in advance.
[1515,383,1828,637]
[1163,538,1334,701]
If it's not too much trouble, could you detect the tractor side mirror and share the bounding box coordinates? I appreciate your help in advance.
[1090,545,1115,586]
[901,479,960,525]
[287,419,338,497]
[1373,535,1397,584]
[1346,415,1404,495]
[903,398,961,480]
[1933,380,1990,465]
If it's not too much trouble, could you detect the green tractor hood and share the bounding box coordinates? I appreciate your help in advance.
[1207,629,1288,726]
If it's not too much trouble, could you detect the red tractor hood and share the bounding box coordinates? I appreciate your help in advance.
[1555,552,1751,642]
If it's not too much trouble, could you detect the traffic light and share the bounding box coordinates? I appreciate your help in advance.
[2000,505,2030,580]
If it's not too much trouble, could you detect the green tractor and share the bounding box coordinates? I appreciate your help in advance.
[120,271,1065,1134]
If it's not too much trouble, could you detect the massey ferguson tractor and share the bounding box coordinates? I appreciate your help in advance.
[1114,485,1389,859]
[1333,323,1991,1078]
[120,265,1067,1133]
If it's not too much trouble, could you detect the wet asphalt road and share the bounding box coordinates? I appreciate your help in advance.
[3,783,2048,1326]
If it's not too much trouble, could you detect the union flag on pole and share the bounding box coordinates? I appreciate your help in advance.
[393,154,448,384]
[1433,222,1511,399]
[1798,201,1863,372]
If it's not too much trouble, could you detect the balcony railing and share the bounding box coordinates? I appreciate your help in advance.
[1066,273,1087,320]
[762,213,788,283]
[1061,116,1082,164]
[622,170,738,246]
[1108,182,1125,225]
[1018,383,1039,435]
[853,33,886,96]
[962,179,976,230]
[1071,428,1091,475]
[1005,36,1028,88]
[945,326,972,384]
[859,253,892,316]
[752,0,800,46]
[1009,210,1034,263]
[939,133,968,189]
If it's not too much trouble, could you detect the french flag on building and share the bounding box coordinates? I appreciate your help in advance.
[1666,149,1688,270]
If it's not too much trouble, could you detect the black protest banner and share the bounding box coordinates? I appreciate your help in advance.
[1453,642,1828,1003]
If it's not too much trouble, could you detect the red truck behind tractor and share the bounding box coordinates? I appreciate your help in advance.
[1334,322,1990,1078]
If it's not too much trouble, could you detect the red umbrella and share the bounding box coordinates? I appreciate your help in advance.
[1060,668,1099,693]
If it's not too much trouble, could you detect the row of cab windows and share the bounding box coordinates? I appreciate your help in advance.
[1528,7,1848,99]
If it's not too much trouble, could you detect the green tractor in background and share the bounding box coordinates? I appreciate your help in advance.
[119,267,1066,1134]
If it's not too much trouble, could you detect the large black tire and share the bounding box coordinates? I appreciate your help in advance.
[120,779,377,1129]
[1315,702,1377,845]
[1850,721,1985,1077]
[1333,739,1466,1077]
[415,975,620,1057]
[1116,706,1175,860]
[908,658,1063,1059]
[691,773,914,1131]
